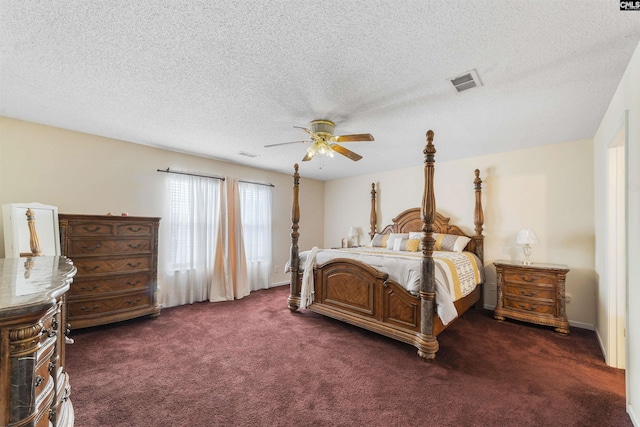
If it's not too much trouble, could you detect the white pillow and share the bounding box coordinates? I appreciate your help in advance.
[386,233,409,249]
[434,233,471,252]
[408,231,422,240]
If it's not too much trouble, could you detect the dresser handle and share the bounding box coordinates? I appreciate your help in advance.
[80,304,100,312]
[520,275,535,282]
[127,243,142,249]
[42,327,57,338]
[80,284,100,291]
[520,290,537,297]
[82,265,101,272]
[128,226,143,232]
[126,298,142,305]
[81,243,101,251]
[125,280,141,287]
[127,262,141,268]
[518,303,538,311]
[82,226,102,232]
[35,376,45,387]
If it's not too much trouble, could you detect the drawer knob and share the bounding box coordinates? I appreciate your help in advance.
[81,243,102,251]
[35,375,45,386]
[82,226,102,232]
[520,290,538,297]
[127,243,143,249]
[125,280,141,287]
[126,298,142,305]
[42,327,57,338]
[128,226,143,232]
[80,304,100,312]
[520,275,535,282]
[127,262,142,268]
[518,303,538,311]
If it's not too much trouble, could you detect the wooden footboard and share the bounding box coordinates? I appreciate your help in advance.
[296,257,482,354]
[301,258,431,354]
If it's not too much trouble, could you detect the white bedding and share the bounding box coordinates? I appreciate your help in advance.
[293,247,484,325]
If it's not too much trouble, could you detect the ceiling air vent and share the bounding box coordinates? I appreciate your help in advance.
[449,69,482,93]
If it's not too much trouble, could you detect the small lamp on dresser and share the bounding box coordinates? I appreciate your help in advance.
[516,228,538,265]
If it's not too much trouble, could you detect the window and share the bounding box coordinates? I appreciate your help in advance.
[238,182,272,291]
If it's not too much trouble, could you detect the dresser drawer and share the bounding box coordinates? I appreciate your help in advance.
[74,256,151,275]
[116,222,154,236]
[68,238,151,256]
[68,291,151,318]
[503,296,556,316]
[70,273,151,296]
[68,221,115,236]
[503,270,556,286]
[503,283,555,302]
[34,338,55,397]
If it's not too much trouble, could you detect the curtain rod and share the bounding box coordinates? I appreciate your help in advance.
[156,168,225,181]
[238,179,274,187]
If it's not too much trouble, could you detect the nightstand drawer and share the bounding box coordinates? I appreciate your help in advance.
[503,270,556,286]
[503,283,555,301]
[503,297,556,316]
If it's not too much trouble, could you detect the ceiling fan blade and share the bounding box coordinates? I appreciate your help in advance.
[302,152,313,162]
[293,126,314,136]
[264,140,307,148]
[335,133,374,143]
[331,144,362,161]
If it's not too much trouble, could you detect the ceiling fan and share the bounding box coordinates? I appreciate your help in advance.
[264,119,374,162]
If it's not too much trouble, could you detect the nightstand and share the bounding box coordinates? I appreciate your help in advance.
[493,260,570,335]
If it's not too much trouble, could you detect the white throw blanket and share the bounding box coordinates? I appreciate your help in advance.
[299,246,320,309]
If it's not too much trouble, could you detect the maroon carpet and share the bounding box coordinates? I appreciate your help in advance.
[66,285,629,426]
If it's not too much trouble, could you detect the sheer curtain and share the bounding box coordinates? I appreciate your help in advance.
[160,173,221,307]
[238,182,273,291]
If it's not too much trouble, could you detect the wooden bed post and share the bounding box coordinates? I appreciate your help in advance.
[473,169,485,263]
[418,130,439,361]
[287,164,301,311]
[369,183,377,240]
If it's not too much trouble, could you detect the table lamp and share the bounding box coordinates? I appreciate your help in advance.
[516,228,538,265]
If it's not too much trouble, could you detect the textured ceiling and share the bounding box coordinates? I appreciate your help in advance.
[1,1,639,181]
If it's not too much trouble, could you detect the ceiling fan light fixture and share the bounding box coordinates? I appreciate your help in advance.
[306,140,335,159]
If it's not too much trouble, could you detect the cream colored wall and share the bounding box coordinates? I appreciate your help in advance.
[594,41,640,422]
[0,117,325,286]
[325,138,596,328]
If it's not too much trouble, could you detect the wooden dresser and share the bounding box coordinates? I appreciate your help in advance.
[493,260,570,334]
[0,256,76,427]
[58,214,161,329]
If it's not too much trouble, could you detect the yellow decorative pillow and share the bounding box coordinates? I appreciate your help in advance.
[392,238,421,252]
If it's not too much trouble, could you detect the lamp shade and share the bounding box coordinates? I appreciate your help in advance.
[348,227,359,237]
[516,228,538,245]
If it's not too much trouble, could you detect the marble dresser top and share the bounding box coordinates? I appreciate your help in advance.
[0,256,76,317]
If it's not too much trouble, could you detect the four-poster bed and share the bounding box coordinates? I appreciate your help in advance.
[287,130,485,361]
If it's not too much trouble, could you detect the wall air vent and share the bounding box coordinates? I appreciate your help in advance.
[449,69,483,93]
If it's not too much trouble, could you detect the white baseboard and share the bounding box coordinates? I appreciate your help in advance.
[628,403,638,427]
[271,281,289,287]
[569,320,595,331]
